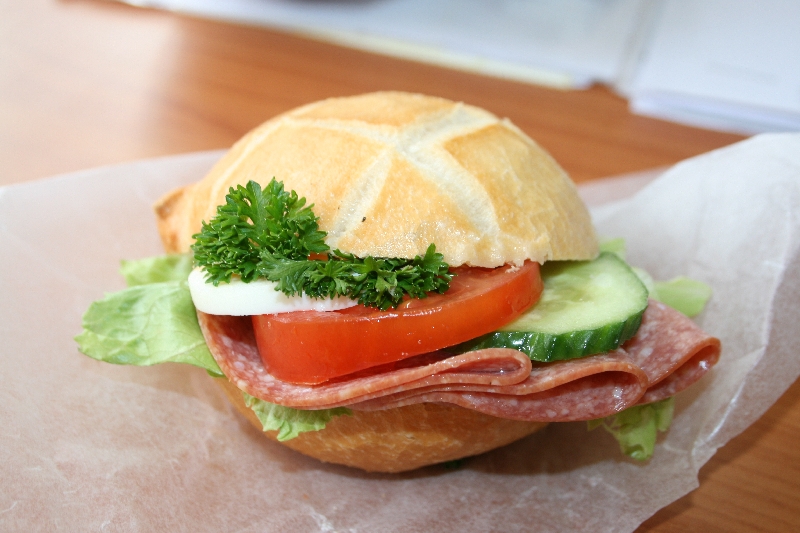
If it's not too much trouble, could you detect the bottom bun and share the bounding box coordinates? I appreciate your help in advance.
[217,378,547,473]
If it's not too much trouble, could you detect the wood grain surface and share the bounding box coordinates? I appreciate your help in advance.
[2,1,798,531]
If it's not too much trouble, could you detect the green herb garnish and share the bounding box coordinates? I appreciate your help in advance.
[191,179,452,310]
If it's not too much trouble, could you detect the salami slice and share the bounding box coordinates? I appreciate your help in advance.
[348,358,649,422]
[624,300,721,404]
[197,299,720,423]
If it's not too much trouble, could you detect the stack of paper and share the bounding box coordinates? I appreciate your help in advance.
[113,0,799,134]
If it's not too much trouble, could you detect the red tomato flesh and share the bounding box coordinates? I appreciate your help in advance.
[252,261,542,385]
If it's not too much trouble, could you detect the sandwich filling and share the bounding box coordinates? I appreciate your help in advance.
[76,179,721,461]
[189,179,719,431]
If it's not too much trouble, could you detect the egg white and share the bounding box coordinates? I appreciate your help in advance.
[187,268,358,316]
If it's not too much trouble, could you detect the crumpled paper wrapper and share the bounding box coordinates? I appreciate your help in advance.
[1,133,799,532]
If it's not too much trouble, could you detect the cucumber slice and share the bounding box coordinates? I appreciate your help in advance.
[459,252,648,362]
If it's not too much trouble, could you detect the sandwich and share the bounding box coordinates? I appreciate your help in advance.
[77,92,721,472]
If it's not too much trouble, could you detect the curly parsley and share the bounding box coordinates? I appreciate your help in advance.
[191,179,452,310]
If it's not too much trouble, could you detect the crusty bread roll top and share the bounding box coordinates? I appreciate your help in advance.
[155,91,597,265]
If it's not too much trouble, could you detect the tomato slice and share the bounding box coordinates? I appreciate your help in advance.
[251,261,543,385]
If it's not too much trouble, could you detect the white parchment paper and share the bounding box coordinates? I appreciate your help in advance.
[2,133,799,532]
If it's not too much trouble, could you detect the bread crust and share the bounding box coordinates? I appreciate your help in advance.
[217,377,547,473]
[155,91,597,265]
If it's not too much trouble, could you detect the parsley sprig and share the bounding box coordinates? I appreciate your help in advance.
[191,179,453,310]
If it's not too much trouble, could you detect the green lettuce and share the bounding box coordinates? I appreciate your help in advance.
[601,239,711,318]
[76,254,350,439]
[633,267,712,318]
[588,398,674,461]
[120,254,194,286]
[598,237,627,259]
[651,277,712,318]
[76,279,223,375]
[244,393,351,441]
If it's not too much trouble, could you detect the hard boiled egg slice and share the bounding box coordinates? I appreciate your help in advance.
[188,268,358,316]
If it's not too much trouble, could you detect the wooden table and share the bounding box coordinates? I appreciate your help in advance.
[2,1,798,531]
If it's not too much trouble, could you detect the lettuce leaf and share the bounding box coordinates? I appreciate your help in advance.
[633,267,712,318]
[602,238,712,318]
[243,393,351,441]
[588,397,674,461]
[120,254,194,286]
[598,237,627,260]
[75,280,223,376]
[651,277,713,318]
[76,254,350,439]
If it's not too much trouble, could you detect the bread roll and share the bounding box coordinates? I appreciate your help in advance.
[155,92,596,472]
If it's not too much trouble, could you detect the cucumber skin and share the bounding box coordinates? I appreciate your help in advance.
[457,307,645,362]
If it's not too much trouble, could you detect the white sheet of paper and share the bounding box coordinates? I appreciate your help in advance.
[2,133,799,532]
[627,0,800,133]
